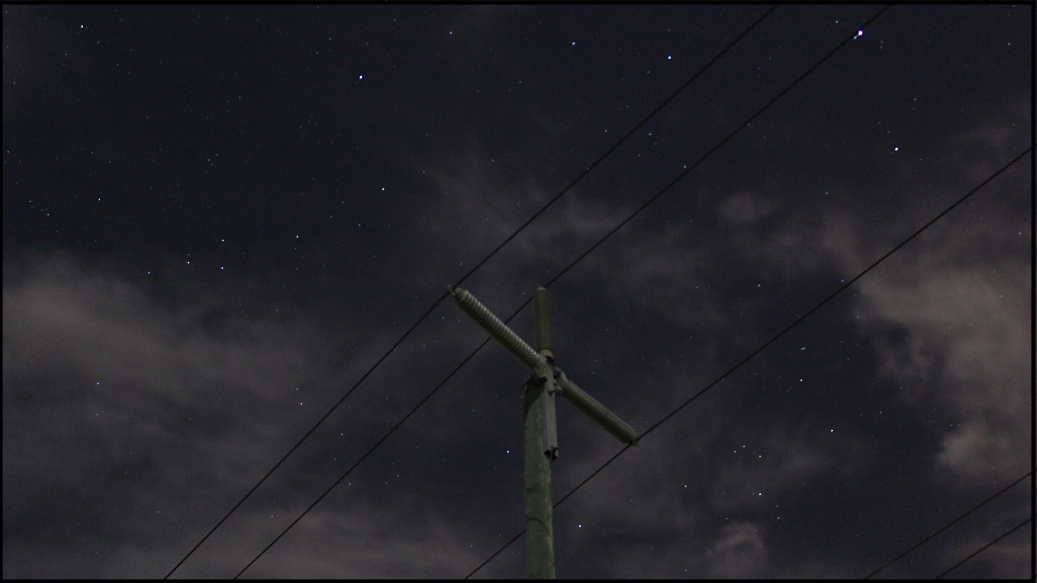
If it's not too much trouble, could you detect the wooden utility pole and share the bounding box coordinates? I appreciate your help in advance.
[449,285,638,579]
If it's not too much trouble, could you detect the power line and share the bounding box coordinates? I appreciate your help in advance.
[451,5,778,288]
[161,292,446,579]
[864,471,1032,578]
[163,6,780,578]
[464,146,1033,578]
[232,336,494,578]
[934,515,1033,579]
[229,6,897,577]
[628,146,1030,446]
[544,4,893,289]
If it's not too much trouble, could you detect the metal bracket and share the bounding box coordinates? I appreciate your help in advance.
[527,373,559,460]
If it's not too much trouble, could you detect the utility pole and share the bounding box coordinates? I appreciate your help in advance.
[449,285,638,579]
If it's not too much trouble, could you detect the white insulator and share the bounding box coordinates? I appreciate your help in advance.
[449,286,545,373]
[555,370,638,445]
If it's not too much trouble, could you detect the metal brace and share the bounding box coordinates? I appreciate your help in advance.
[528,370,560,460]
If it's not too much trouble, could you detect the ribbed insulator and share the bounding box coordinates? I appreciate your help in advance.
[556,371,638,445]
[450,286,544,373]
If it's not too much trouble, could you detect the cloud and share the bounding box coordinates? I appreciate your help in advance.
[828,156,1028,484]
[854,248,1031,482]
[717,191,777,225]
[1,248,571,578]
[1,251,374,577]
[705,521,768,578]
[704,104,1032,486]
[244,506,485,578]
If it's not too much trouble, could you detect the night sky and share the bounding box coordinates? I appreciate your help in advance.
[3,4,1033,579]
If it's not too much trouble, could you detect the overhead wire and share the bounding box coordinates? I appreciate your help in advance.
[452,6,780,288]
[232,5,902,577]
[864,471,1033,578]
[229,335,494,577]
[161,293,445,579]
[463,146,1033,577]
[933,515,1033,579]
[163,5,779,578]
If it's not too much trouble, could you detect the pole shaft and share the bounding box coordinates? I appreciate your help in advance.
[526,287,556,579]
[524,382,555,579]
